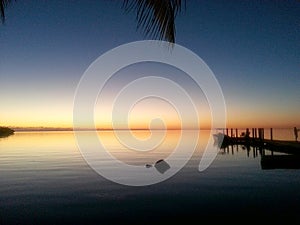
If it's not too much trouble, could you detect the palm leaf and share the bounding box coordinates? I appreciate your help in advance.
[0,0,11,23]
[0,0,184,43]
[123,0,184,43]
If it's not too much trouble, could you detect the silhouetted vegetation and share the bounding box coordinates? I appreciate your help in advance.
[123,0,184,43]
[0,126,14,137]
[0,0,11,23]
[1,0,183,43]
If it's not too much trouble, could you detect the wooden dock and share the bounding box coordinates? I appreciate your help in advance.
[214,128,300,155]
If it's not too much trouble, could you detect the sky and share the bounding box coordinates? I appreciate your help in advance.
[0,0,299,129]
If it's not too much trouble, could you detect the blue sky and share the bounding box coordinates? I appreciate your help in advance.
[0,0,299,128]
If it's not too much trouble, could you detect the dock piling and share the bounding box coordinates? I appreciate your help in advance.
[270,128,273,141]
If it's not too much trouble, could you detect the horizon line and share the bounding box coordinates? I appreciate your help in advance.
[7,126,297,132]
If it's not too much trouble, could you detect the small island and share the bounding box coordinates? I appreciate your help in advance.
[0,127,15,137]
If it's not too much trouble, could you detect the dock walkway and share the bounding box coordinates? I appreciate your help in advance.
[214,128,300,155]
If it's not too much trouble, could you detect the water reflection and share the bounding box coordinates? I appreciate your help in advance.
[0,131,212,185]
[214,138,300,170]
[1,131,300,224]
[1,130,298,175]
[98,130,182,166]
[261,155,300,170]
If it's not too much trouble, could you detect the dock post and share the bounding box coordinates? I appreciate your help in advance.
[258,128,262,141]
[270,128,273,140]
[236,128,238,138]
[252,128,255,139]
[226,128,228,136]
[246,128,250,138]
[230,128,233,137]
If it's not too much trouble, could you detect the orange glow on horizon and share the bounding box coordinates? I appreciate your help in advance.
[1,98,298,130]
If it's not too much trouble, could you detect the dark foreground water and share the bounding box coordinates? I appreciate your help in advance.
[0,130,299,224]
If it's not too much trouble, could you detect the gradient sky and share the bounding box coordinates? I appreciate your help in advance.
[0,0,299,129]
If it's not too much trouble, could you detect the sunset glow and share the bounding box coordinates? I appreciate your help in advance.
[0,1,299,130]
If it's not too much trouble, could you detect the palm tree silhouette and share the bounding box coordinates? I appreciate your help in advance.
[123,0,184,43]
[0,0,184,43]
[0,0,10,23]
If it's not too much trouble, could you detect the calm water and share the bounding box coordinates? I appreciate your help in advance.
[0,130,300,224]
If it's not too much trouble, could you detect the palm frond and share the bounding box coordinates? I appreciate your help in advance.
[0,0,11,23]
[123,0,184,43]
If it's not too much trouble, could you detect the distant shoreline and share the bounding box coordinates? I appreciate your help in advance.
[12,128,206,132]
[0,127,15,137]
[12,128,74,132]
[9,127,296,132]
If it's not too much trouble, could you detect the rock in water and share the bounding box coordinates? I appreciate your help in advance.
[145,164,153,168]
[154,159,170,174]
